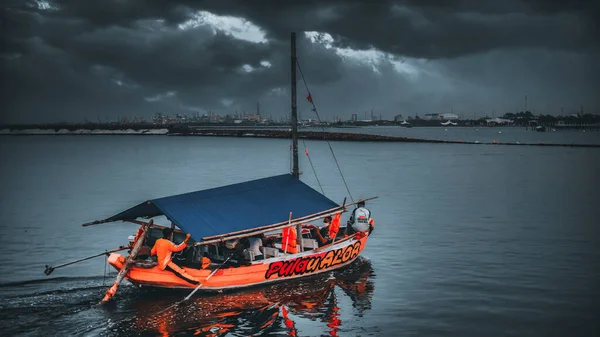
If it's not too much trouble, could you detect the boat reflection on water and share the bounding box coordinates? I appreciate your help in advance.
[111,257,375,336]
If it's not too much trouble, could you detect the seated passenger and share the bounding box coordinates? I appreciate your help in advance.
[245,235,264,260]
[305,214,340,246]
[225,238,252,266]
[345,201,374,237]
[183,245,211,269]
[262,236,277,248]
[150,228,201,285]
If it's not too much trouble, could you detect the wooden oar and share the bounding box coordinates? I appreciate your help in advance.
[100,220,151,303]
[184,256,231,301]
[44,246,130,276]
[283,212,292,256]
[154,256,232,315]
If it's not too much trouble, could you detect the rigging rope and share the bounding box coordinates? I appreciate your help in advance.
[301,138,325,195]
[289,108,324,195]
[103,252,107,286]
[296,59,355,202]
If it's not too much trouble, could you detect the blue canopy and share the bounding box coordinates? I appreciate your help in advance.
[104,174,340,240]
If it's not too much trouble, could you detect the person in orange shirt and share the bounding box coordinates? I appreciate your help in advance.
[150,227,200,285]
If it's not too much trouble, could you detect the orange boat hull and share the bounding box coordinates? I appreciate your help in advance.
[108,235,369,291]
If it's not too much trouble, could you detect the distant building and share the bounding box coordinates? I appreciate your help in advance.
[424,113,459,121]
[394,114,404,122]
[439,113,459,120]
[422,113,439,121]
[351,114,358,122]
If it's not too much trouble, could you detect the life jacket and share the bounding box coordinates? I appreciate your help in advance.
[281,227,297,254]
[201,256,211,269]
[328,213,341,239]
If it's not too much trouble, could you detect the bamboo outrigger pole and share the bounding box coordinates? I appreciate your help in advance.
[44,246,130,276]
[101,219,152,303]
[81,217,161,228]
[202,204,341,240]
[193,201,380,247]
[200,197,377,242]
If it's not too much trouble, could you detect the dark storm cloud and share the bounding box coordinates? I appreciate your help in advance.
[19,0,600,58]
[1,0,598,123]
[1,35,174,122]
[1,1,354,123]
[203,0,599,59]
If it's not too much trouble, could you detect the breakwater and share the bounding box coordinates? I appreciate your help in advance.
[173,128,600,148]
[1,127,599,148]
[178,128,442,142]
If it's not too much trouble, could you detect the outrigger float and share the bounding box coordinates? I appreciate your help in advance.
[44,32,377,303]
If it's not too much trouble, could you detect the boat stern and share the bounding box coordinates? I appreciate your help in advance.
[107,253,126,271]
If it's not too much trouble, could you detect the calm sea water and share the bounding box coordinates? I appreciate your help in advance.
[0,129,599,336]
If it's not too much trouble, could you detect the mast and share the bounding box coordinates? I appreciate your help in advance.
[291,32,303,252]
[291,32,299,179]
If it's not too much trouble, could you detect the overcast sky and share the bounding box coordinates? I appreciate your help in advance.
[2,0,599,123]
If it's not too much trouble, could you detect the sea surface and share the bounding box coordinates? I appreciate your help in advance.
[0,128,599,336]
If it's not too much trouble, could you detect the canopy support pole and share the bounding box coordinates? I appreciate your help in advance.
[330,197,347,245]
[284,212,292,256]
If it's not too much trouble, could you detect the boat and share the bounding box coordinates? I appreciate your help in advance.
[111,258,374,336]
[535,125,546,132]
[74,32,377,302]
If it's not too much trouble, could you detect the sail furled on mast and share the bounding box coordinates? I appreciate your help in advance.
[101,174,339,240]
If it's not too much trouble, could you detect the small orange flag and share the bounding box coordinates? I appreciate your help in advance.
[307,94,312,103]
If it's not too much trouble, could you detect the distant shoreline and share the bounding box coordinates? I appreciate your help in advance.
[0,128,170,136]
[2,120,598,132]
